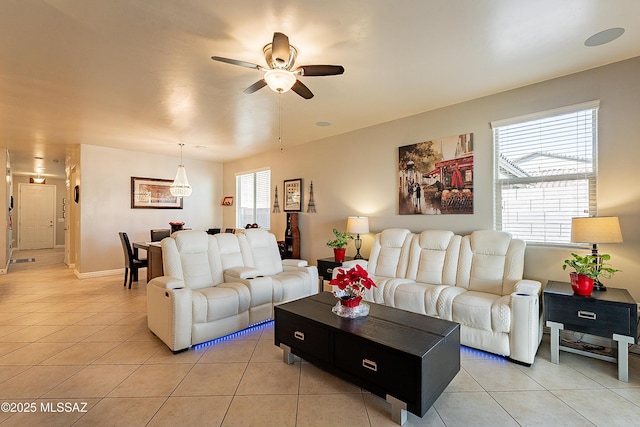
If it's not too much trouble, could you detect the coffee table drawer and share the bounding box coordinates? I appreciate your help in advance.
[275,311,331,363]
[334,333,418,403]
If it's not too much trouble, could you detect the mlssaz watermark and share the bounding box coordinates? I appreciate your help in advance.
[1,401,88,413]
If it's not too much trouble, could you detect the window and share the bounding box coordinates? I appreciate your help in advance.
[492,101,598,245]
[236,169,271,229]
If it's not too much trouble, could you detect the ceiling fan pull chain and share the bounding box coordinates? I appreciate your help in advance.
[278,95,283,152]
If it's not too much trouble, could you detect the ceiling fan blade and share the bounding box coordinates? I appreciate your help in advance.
[243,79,267,94]
[291,80,314,99]
[211,56,263,71]
[297,65,345,76]
[271,32,290,66]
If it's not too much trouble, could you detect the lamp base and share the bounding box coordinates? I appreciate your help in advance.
[593,280,607,292]
[354,253,363,260]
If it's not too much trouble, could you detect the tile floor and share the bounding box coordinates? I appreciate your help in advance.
[0,251,639,426]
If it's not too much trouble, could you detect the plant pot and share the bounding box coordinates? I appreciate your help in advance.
[340,296,362,308]
[333,248,346,262]
[570,272,594,296]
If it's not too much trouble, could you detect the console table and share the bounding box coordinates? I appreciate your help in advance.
[275,292,460,425]
[543,280,639,382]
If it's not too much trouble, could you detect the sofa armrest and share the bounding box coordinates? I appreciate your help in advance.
[224,266,264,280]
[515,279,542,296]
[146,279,192,352]
[282,259,308,267]
[148,276,185,290]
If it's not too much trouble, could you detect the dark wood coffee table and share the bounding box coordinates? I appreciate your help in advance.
[274,292,460,425]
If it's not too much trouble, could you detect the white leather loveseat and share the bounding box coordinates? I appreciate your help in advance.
[342,229,542,365]
[147,230,318,352]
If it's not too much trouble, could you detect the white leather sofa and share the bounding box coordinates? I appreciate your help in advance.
[342,229,542,365]
[147,230,318,352]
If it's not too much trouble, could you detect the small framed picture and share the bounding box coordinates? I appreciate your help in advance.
[222,196,234,206]
[284,178,303,212]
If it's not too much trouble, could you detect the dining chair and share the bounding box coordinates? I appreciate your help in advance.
[118,232,148,289]
[150,229,171,242]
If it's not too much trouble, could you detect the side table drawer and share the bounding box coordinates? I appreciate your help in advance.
[275,311,331,363]
[546,298,635,338]
[334,333,418,403]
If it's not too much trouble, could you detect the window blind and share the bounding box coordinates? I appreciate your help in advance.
[236,169,271,229]
[492,102,598,245]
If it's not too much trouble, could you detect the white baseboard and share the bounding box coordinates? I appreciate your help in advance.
[74,268,123,279]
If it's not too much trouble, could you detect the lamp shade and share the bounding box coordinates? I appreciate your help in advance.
[170,143,192,197]
[264,69,296,93]
[571,216,623,244]
[170,165,192,197]
[347,216,369,235]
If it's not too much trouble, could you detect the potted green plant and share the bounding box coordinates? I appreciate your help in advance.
[326,228,353,262]
[562,253,619,295]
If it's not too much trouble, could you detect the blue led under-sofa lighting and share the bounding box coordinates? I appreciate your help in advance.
[192,319,274,350]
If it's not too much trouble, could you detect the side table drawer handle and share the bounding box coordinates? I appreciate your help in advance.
[362,359,377,372]
[294,331,305,341]
[577,311,596,320]
[326,268,333,274]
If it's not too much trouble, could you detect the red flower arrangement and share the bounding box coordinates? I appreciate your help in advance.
[329,264,376,307]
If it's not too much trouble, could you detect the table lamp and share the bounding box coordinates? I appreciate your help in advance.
[347,216,369,260]
[571,216,623,291]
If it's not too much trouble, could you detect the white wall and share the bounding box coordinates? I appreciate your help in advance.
[223,56,640,301]
[77,144,223,274]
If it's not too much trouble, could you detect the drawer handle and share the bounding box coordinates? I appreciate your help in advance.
[326,268,333,274]
[294,331,305,341]
[577,310,596,320]
[362,359,377,372]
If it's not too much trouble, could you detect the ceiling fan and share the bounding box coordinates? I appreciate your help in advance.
[211,32,344,99]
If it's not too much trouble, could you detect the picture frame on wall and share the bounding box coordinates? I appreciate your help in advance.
[283,178,303,212]
[131,177,183,209]
[222,196,233,206]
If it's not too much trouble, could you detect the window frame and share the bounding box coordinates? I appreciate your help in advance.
[491,101,599,246]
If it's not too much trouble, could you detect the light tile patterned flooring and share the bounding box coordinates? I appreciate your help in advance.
[1,250,639,426]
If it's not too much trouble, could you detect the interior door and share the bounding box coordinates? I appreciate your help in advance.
[18,183,56,250]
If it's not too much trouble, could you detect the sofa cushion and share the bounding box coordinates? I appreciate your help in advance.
[391,282,449,316]
[192,283,251,323]
[457,230,524,296]
[451,291,510,333]
[367,229,414,279]
[406,230,461,286]
[241,229,285,276]
[169,231,223,289]
[272,271,309,303]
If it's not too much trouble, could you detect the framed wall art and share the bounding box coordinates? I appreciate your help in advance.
[283,178,303,212]
[222,196,234,206]
[131,177,183,209]
[398,133,474,215]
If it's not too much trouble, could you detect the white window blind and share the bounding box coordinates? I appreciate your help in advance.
[492,101,598,245]
[236,169,270,229]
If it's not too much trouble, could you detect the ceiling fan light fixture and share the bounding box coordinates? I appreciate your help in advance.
[264,69,296,93]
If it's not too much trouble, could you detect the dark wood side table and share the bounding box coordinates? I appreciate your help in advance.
[543,280,639,382]
[316,257,355,292]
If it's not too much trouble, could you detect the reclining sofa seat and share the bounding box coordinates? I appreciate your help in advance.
[350,228,542,365]
[147,230,318,352]
[239,229,318,304]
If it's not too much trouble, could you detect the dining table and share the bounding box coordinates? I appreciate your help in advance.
[132,241,163,282]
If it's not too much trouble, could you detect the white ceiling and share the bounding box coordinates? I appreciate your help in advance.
[2,0,640,179]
